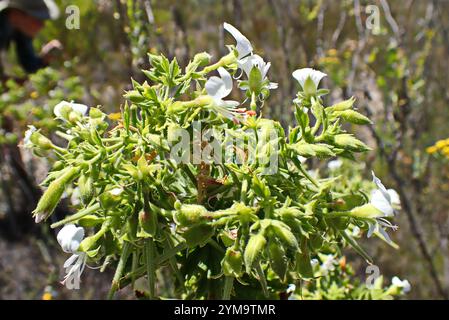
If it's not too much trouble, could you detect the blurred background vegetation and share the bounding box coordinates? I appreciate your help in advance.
[1,0,449,299]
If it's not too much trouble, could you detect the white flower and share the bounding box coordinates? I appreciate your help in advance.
[57,224,84,253]
[297,156,307,164]
[320,254,336,274]
[23,125,37,148]
[292,68,327,89]
[61,252,87,288]
[223,22,253,59]
[370,172,395,217]
[205,67,240,120]
[392,276,411,293]
[57,224,87,288]
[238,54,278,90]
[54,100,88,120]
[327,159,342,171]
[110,187,124,196]
[367,172,399,244]
[352,225,361,237]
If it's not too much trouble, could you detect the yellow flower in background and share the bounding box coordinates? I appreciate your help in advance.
[426,146,438,154]
[42,292,52,300]
[108,112,122,121]
[442,146,449,156]
[435,140,447,149]
[327,48,338,56]
[30,91,39,99]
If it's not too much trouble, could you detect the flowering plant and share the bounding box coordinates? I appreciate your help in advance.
[25,23,406,299]
[1,67,84,145]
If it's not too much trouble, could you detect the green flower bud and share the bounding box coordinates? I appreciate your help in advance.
[309,143,335,158]
[275,207,304,219]
[290,142,316,157]
[333,134,371,152]
[350,203,384,218]
[137,155,149,178]
[192,52,212,67]
[174,203,209,227]
[78,222,109,252]
[78,174,94,204]
[99,187,123,210]
[137,210,158,238]
[30,131,53,150]
[244,233,266,273]
[222,248,243,277]
[33,167,78,223]
[89,107,105,119]
[327,97,356,112]
[334,110,372,125]
[270,220,298,249]
[124,90,145,103]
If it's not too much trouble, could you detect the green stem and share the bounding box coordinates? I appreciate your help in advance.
[131,249,139,289]
[255,262,269,298]
[50,203,101,228]
[118,242,187,288]
[107,241,131,300]
[222,276,234,300]
[250,92,257,111]
[144,238,156,299]
[291,157,319,187]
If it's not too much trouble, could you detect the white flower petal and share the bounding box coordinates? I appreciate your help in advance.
[352,225,361,237]
[217,67,233,95]
[292,68,327,88]
[23,125,37,148]
[206,67,233,101]
[392,276,401,286]
[71,103,88,115]
[367,223,376,238]
[57,224,85,253]
[402,280,411,293]
[371,171,391,202]
[327,159,342,171]
[387,189,401,206]
[63,253,79,268]
[370,189,394,217]
[392,276,411,293]
[110,187,123,196]
[377,225,394,245]
[223,22,253,59]
[238,54,265,78]
[54,101,68,118]
[54,101,88,120]
[268,82,278,89]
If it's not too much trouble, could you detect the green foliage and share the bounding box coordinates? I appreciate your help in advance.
[26,26,406,300]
